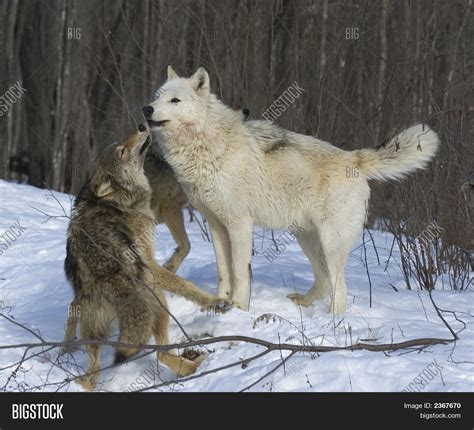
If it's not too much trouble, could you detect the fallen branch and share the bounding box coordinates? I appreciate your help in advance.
[0,332,454,355]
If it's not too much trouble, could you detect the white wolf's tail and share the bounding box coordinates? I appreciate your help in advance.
[358,124,440,181]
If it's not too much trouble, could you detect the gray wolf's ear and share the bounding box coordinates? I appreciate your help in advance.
[92,176,115,198]
[167,65,180,81]
[189,67,210,96]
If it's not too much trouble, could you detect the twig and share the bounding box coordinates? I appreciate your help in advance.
[240,351,296,392]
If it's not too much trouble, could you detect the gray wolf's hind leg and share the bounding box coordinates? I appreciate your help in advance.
[77,301,108,390]
[61,296,81,354]
[153,307,201,377]
[161,206,191,273]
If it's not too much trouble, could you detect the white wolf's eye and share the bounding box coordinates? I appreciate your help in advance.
[170,98,181,103]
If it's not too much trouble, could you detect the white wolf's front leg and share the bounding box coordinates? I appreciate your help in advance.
[227,220,253,311]
[206,212,233,300]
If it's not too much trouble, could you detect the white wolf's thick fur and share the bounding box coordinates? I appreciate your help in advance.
[147,66,440,313]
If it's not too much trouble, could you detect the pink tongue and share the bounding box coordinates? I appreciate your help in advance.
[144,122,150,133]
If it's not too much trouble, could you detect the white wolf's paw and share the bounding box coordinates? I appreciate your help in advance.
[232,300,249,312]
[287,293,312,307]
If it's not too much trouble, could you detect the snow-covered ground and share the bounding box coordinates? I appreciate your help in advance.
[0,180,472,392]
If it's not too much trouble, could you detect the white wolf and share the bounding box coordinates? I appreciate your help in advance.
[143,66,439,313]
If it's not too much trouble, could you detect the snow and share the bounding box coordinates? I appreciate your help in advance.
[0,180,472,392]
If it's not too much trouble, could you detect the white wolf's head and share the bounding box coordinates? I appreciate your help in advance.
[143,66,210,135]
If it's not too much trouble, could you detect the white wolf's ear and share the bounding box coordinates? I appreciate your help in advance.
[93,177,115,198]
[189,67,210,96]
[167,65,180,81]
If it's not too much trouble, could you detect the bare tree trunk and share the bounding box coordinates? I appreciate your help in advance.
[52,0,69,190]
[2,0,20,181]
[320,0,328,74]
[377,0,389,137]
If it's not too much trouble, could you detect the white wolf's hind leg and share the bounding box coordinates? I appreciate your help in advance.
[288,230,331,306]
[327,253,347,314]
[288,228,349,314]
[319,234,349,315]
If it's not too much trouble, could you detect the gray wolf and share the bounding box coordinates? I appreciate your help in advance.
[62,124,228,390]
[143,66,439,314]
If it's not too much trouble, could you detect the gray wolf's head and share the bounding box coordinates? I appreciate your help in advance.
[89,124,152,203]
[142,66,211,135]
